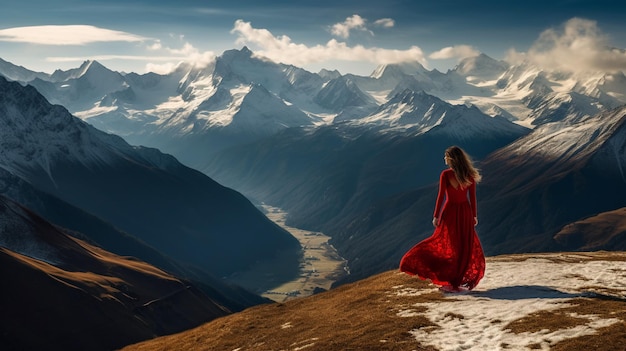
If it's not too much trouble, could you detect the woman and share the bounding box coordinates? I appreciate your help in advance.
[399,146,485,291]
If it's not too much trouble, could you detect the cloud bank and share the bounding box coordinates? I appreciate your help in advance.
[231,20,426,68]
[429,45,480,61]
[330,15,395,39]
[507,18,626,73]
[0,25,150,45]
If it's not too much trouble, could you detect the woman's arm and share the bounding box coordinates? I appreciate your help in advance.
[469,180,477,225]
[433,171,447,225]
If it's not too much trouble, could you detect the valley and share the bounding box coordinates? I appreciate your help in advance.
[229,205,349,302]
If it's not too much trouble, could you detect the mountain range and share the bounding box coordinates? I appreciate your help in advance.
[0,74,312,342]
[1,46,626,349]
[0,75,301,279]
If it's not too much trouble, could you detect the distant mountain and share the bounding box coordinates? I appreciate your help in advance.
[29,60,127,111]
[493,64,626,124]
[317,105,626,284]
[203,89,529,237]
[0,194,229,351]
[355,89,528,136]
[2,49,625,169]
[452,53,509,83]
[476,104,626,254]
[2,49,626,289]
[0,58,49,82]
[314,75,377,111]
[0,76,300,285]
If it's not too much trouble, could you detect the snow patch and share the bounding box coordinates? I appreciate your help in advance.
[392,255,626,351]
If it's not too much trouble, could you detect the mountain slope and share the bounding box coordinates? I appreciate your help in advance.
[553,207,626,250]
[0,194,230,351]
[29,60,128,112]
[321,105,626,284]
[0,58,49,82]
[120,252,626,351]
[3,50,626,176]
[203,90,529,234]
[476,104,626,254]
[0,76,300,282]
[0,166,267,312]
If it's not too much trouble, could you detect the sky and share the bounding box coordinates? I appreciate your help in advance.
[1,0,625,76]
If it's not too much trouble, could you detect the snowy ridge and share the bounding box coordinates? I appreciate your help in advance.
[1,48,626,163]
[0,77,143,183]
[0,58,49,82]
[355,89,529,139]
[501,105,626,166]
[2,49,625,133]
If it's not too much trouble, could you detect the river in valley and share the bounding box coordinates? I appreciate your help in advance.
[255,205,349,302]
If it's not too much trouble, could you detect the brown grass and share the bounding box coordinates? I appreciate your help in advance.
[489,251,626,264]
[121,271,440,351]
[505,297,626,351]
[121,252,626,351]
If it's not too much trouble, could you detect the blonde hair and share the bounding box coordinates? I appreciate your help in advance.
[445,146,481,187]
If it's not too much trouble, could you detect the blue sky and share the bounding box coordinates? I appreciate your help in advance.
[1,0,625,76]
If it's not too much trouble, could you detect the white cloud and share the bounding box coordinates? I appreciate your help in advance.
[145,62,182,75]
[165,43,216,68]
[374,18,395,28]
[331,14,369,39]
[148,41,163,51]
[45,54,185,63]
[506,17,626,73]
[231,20,427,68]
[429,45,480,61]
[0,25,150,45]
[46,41,215,74]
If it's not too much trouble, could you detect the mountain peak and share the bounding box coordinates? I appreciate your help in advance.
[370,61,428,79]
[221,46,255,62]
[48,59,116,82]
[454,53,509,81]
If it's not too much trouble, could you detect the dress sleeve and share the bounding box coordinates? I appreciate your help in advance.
[469,180,477,218]
[433,170,447,218]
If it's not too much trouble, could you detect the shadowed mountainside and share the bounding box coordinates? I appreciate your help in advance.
[0,194,232,351]
[553,207,626,250]
[0,76,301,283]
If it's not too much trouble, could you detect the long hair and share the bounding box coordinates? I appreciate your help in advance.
[445,146,481,187]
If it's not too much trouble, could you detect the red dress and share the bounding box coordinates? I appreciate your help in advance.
[400,169,485,290]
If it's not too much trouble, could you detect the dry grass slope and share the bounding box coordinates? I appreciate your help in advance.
[122,252,626,351]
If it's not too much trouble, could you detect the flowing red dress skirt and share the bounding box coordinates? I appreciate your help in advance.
[400,173,485,290]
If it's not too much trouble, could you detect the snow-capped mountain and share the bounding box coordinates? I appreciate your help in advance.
[0,76,301,281]
[201,88,529,248]
[29,60,128,112]
[452,53,509,83]
[2,47,625,169]
[0,58,49,82]
[314,76,377,111]
[355,88,529,138]
[476,104,626,253]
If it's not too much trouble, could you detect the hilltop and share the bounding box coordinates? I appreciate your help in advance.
[121,251,626,351]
